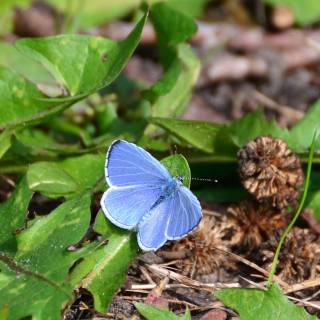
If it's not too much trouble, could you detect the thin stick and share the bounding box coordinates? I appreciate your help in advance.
[139,266,155,285]
[147,264,239,292]
[202,209,222,217]
[287,296,320,310]
[253,90,304,121]
[122,295,198,308]
[215,248,289,289]
[267,132,316,287]
[129,283,189,290]
[285,277,320,294]
[157,250,189,260]
[253,90,301,117]
[303,288,320,302]
[239,276,265,290]
[128,282,239,292]
[1,175,16,187]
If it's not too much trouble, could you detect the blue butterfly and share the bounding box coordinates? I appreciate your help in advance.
[100,140,202,251]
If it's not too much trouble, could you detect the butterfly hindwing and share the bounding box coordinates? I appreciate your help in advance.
[166,186,202,240]
[106,140,171,187]
[137,186,202,251]
[137,196,174,251]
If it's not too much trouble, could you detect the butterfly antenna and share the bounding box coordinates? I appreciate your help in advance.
[171,144,178,155]
[177,176,218,183]
[191,177,218,183]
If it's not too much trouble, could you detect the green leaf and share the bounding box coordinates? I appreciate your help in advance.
[0,194,92,320]
[0,0,31,15]
[288,100,320,152]
[228,110,288,147]
[46,0,141,28]
[69,210,139,312]
[138,135,170,152]
[135,303,191,320]
[0,305,8,320]
[143,59,181,103]
[12,128,80,157]
[0,41,54,84]
[46,0,206,30]
[146,44,200,122]
[216,284,316,320]
[15,12,148,96]
[161,154,191,188]
[149,0,197,81]
[48,118,93,147]
[0,128,14,159]
[93,209,119,237]
[306,171,320,219]
[151,2,197,46]
[27,154,105,198]
[27,162,79,196]
[262,0,320,25]
[144,3,199,134]
[164,0,210,18]
[0,66,60,130]
[151,117,227,153]
[0,13,146,131]
[307,190,320,219]
[0,176,32,254]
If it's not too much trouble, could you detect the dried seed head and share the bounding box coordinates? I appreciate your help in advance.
[166,215,235,276]
[228,200,289,250]
[238,136,304,209]
[261,227,320,284]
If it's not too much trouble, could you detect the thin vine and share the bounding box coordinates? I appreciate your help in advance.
[267,132,317,287]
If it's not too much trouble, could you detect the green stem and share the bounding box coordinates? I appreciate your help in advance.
[267,133,316,287]
[0,164,29,173]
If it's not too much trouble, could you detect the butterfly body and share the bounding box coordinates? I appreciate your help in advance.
[161,177,180,199]
[140,177,180,223]
[100,140,202,251]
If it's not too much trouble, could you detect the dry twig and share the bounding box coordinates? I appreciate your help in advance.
[253,90,304,122]
[214,248,289,289]
[146,264,239,292]
[286,277,320,294]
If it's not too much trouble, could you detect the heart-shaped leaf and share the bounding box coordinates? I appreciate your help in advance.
[0,176,32,254]
[217,284,316,320]
[15,12,148,97]
[27,154,105,198]
[151,117,227,153]
[135,303,191,320]
[161,154,191,188]
[0,67,60,130]
[69,210,138,312]
[0,191,91,320]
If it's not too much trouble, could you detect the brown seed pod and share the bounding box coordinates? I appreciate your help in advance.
[261,227,320,284]
[227,200,289,250]
[238,136,304,209]
[162,215,236,277]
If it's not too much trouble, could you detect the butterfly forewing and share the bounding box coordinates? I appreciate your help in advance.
[106,140,170,187]
[101,140,170,230]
